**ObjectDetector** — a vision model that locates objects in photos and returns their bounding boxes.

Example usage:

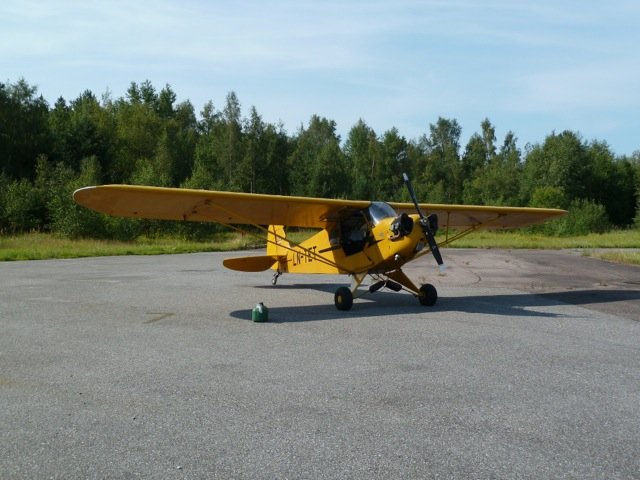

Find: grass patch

[584,251,640,266]
[1,229,638,262]
[0,232,263,261]
[444,229,640,249]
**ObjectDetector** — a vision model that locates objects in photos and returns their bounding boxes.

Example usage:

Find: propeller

[402,173,446,272]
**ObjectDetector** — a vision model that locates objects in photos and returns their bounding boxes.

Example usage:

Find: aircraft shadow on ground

[231,284,640,323]
[539,289,640,308]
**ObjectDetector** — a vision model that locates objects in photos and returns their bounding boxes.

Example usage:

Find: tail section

[223,225,289,274]
[267,225,290,257]
[227,226,343,276]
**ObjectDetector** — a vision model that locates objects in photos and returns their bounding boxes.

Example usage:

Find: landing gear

[333,280,436,310]
[334,286,354,311]
[271,271,281,286]
[418,283,438,306]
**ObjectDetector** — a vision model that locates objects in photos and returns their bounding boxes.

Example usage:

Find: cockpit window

[368,202,397,225]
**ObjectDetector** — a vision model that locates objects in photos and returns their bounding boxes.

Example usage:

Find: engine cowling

[390,213,414,239]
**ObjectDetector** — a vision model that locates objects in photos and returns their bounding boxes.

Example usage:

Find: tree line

[1,78,639,239]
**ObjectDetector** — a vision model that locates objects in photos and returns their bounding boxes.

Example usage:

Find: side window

[340,211,369,256]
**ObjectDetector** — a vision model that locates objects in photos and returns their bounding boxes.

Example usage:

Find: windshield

[368,202,397,225]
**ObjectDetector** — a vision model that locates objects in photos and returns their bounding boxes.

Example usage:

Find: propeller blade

[402,173,425,219]
[403,173,446,272]
[421,218,446,271]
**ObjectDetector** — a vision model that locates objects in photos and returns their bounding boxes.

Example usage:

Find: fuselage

[276,203,427,275]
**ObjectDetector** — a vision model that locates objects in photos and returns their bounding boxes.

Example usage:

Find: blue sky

[2,0,639,156]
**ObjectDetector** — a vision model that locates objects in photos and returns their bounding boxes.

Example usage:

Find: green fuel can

[251,302,269,322]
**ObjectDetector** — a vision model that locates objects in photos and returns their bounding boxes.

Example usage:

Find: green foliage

[44,157,140,240]
[633,154,640,229]
[585,141,636,226]
[530,186,568,209]
[463,130,522,206]
[0,79,52,180]
[288,115,348,198]
[45,158,106,238]
[237,106,262,193]
[0,177,45,232]
[345,119,380,199]
[418,117,463,203]
[527,199,610,236]
[553,199,610,236]
[0,78,638,240]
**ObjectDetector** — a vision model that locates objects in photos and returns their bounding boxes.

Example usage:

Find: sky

[2,0,639,156]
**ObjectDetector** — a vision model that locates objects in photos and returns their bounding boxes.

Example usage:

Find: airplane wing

[74,185,565,231]
[73,185,369,228]
[391,202,566,229]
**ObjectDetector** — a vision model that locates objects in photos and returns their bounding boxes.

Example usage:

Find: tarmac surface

[1,249,639,479]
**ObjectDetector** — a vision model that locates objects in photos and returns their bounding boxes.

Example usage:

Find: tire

[418,283,438,306]
[334,286,354,311]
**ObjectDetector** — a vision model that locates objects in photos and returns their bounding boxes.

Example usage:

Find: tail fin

[224,226,289,274]
[267,225,290,257]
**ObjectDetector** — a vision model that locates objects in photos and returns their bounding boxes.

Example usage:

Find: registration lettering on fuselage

[292,246,318,266]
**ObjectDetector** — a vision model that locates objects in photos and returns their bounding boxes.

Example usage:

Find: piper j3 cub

[73,174,566,311]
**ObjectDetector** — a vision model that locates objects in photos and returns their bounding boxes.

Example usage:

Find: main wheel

[418,283,438,306]
[334,286,354,311]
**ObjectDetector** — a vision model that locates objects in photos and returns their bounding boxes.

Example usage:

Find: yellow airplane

[73,174,566,311]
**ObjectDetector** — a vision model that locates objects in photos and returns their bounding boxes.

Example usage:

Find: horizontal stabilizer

[223,255,282,272]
